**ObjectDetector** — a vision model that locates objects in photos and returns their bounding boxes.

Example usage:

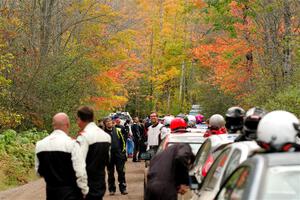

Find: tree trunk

[282,0,292,82]
[40,0,55,59]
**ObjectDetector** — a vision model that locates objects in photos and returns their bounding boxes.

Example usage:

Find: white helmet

[257,110,300,149]
[187,115,196,122]
[187,115,196,127]
[209,114,226,129]
[163,116,174,127]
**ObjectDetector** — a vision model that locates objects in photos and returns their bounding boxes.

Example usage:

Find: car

[142,132,205,200]
[189,105,202,116]
[190,135,233,185]
[157,132,205,155]
[214,152,300,200]
[108,111,132,125]
[195,123,208,131]
[189,110,200,116]
[187,126,208,134]
[190,141,261,200]
[192,105,201,109]
[157,132,205,200]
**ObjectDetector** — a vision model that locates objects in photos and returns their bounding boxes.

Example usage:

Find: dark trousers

[133,139,141,161]
[85,194,103,200]
[149,145,159,154]
[107,152,126,192]
[46,185,83,200]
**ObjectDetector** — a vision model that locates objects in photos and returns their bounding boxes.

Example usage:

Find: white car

[190,135,233,185]
[109,111,132,125]
[215,152,300,200]
[191,141,261,200]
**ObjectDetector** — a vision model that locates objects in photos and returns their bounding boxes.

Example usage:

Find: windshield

[261,166,300,200]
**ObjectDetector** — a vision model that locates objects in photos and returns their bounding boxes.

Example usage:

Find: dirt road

[0,160,144,200]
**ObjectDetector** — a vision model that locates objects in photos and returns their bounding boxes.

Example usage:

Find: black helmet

[225,106,245,133]
[243,107,267,140]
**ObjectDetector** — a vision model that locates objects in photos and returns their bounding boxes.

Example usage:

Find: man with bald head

[35,113,89,200]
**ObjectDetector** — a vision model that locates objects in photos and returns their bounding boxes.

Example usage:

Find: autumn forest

[0,0,299,130]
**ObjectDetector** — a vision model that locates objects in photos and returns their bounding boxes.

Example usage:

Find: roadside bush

[0,129,48,188]
[264,86,300,117]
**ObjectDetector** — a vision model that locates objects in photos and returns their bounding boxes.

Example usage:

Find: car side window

[203,148,231,190]
[195,140,211,166]
[216,167,250,200]
[222,149,242,185]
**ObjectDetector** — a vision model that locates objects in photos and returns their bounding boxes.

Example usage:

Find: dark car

[215,152,300,200]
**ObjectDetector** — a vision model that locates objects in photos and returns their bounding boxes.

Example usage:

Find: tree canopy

[0,0,299,130]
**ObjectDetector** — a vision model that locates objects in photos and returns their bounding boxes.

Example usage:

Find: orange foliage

[193,37,253,94]
[193,0,258,97]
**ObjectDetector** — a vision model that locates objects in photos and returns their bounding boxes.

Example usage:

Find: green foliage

[204,0,239,37]
[0,129,47,188]
[0,43,22,129]
[196,82,237,118]
[264,86,300,116]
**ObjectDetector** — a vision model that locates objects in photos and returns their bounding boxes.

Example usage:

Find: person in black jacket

[114,117,129,140]
[76,106,111,200]
[103,117,128,195]
[35,113,89,200]
[145,143,195,200]
[131,117,144,162]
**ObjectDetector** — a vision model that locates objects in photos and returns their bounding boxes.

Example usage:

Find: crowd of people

[34,106,168,200]
[34,105,300,200]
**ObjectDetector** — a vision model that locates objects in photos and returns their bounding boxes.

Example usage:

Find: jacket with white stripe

[35,129,89,199]
[77,122,111,198]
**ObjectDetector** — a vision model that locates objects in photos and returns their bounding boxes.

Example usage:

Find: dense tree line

[0,0,299,131]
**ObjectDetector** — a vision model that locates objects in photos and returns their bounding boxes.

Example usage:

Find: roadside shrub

[0,129,48,188]
[264,86,300,116]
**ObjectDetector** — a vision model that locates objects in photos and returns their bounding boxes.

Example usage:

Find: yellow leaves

[91,96,128,111]
[0,108,23,129]
[148,66,180,91]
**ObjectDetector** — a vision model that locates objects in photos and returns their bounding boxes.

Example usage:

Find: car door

[192,140,212,183]
[200,148,231,193]
[215,166,251,200]
[221,149,242,185]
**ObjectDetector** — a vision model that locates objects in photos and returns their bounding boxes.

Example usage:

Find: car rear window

[167,142,202,155]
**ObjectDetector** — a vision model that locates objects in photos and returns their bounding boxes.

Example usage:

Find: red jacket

[204,127,227,137]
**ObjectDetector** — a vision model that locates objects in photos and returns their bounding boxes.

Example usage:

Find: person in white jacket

[35,113,89,200]
[76,106,111,200]
[147,112,167,152]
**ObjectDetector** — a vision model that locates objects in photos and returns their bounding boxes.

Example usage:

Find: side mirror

[189,174,201,190]
[140,152,152,160]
